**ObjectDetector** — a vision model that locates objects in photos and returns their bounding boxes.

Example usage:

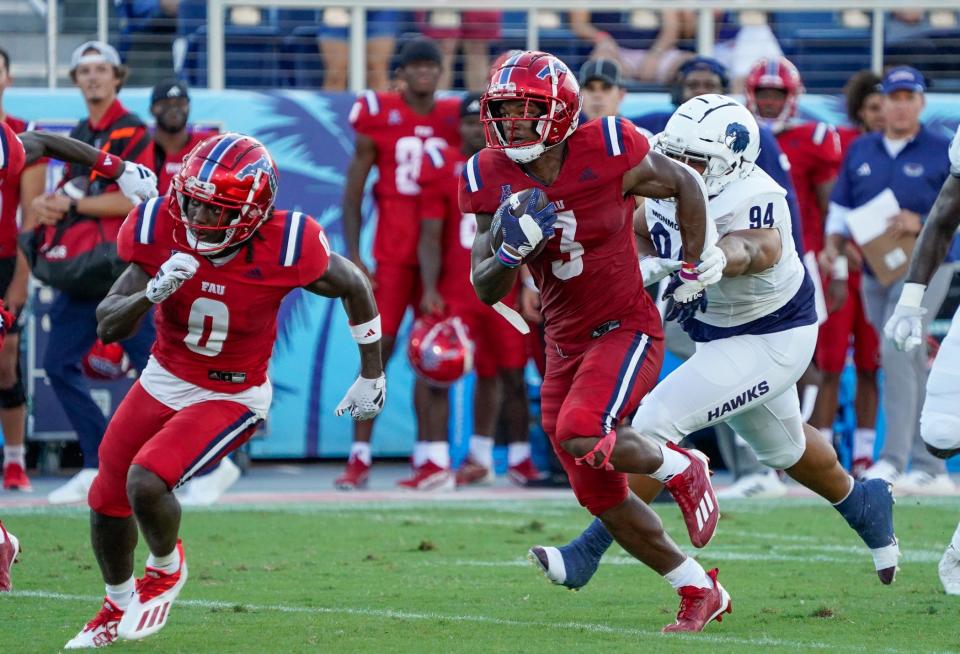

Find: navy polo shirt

[632,110,806,256]
[830,124,954,265]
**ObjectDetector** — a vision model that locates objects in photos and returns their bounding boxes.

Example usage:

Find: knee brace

[921,412,960,460]
[0,378,25,409]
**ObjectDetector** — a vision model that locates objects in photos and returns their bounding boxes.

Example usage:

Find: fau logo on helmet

[724,123,750,154]
[237,155,279,197]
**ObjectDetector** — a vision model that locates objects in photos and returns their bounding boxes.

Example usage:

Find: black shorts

[0,256,21,335]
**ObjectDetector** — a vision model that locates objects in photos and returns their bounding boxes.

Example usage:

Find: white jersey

[645,166,817,342]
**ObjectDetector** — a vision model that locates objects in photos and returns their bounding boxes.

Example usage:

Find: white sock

[649,442,690,483]
[951,522,960,551]
[853,428,876,461]
[508,442,530,467]
[412,441,428,468]
[425,441,450,469]
[800,386,818,423]
[469,435,494,469]
[3,445,24,468]
[106,577,136,609]
[147,547,181,575]
[664,557,713,590]
[349,442,372,466]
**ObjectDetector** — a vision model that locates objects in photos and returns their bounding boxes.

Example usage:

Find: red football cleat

[334,456,370,491]
[662,568,732,633]
[508,458,544,486]
[397,461,454,491]
[64,598,124,648]
[0,521,20,592]
[117,540,188,641]
[3,462,32,492]
[663,443,719,548]
[455,458,494,486]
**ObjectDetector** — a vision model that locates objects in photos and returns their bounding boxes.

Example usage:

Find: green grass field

[2,497,959,653]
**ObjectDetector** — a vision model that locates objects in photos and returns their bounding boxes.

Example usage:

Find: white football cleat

[48,469,98,505]
[64,598,124,648]
[860,459,900,485]
[939,544,960,595]
[177,458,241,506]
[0,521,20,592]
[117,540,188,641]
[716,470,787,500]
[893,471,955,497]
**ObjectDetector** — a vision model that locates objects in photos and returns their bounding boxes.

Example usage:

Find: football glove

[639,255,682,286]
[663,273,708,325]
[495,189,557,266]
[116,162,159,204]
[884,303,926,352]
[693,244,727,286]
[145,252,200,304]
[335,374,386,420]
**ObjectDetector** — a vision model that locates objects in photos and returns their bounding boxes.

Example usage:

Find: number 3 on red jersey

[550,210,584,280]
[185,298,229,356]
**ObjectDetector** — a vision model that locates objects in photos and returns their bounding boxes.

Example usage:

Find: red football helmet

[407,315,474,386]
[82,340,130,380]
[481,50,582,163]
[170,132,279,255]
[744,57,805,131]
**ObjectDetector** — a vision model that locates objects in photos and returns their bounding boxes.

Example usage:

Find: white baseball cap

[70,41,121,72]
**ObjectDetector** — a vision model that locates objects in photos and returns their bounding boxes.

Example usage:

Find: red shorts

[540,328,664,516]
[374,261,421,338]
[417,11,502,41]
[816,269,880,374]
[451,302,526,378]
[88,381,261,518]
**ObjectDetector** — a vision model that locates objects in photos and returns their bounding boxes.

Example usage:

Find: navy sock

[567,518,614,558]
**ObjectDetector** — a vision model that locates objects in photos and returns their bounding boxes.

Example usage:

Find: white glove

[695,244,727,286]
[335,374,386,420]
[116,162,159,204]
[884,303,926,352]
[145,252,200,304]
[639,255,681,286]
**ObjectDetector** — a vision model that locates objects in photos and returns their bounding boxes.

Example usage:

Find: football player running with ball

[532,96,900,598]
[65,133,385,648]
[884,127,960,595]
[463,51,731,633]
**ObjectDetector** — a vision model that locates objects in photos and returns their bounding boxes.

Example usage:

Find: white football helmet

[655,94,761,196]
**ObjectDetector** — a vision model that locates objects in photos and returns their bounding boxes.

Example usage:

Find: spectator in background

[417,95,541,487]
[822,66,955,495]
[318,9,404,91]
[811,70,884,477]
[116,0,180,86]
[578,58,626,120]
[570,10,694,84]
[417,11,502,91]
[146,79,217,195]
[30,41,157,504]
[0,48,44,492]
[712,11,783,92]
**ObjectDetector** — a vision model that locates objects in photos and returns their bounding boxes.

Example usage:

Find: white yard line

[3,589,941,654]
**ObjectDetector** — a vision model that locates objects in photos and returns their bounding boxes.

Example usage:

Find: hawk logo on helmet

[724,122,750,154]
[236,155,278,197]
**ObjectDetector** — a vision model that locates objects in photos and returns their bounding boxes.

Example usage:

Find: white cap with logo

[70,41,121,72]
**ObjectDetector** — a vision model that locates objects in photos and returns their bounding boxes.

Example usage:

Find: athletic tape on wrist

[350,315,382,344]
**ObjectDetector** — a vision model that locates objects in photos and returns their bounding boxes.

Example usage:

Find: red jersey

[348,91,461,264]
[150,128,220,194]
[776,121,842,253]
[459,117,663,350]
[0,117,28,258]
[118,196,330,392]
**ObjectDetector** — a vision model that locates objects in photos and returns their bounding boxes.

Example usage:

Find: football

[489,188,553,262]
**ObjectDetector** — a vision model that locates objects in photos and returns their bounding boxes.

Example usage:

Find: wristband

[831,255,848,281]
[349,315,382,344]
[93,150,124,179]
[497,244,522,268]
[678,261,699,282]
[899,282,926,309]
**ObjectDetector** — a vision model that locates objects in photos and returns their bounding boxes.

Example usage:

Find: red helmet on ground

[481,50,582,164]
[407,316,474,386]
[744,57,805,130]
[170,132,279,255]
[82,340,130,380]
